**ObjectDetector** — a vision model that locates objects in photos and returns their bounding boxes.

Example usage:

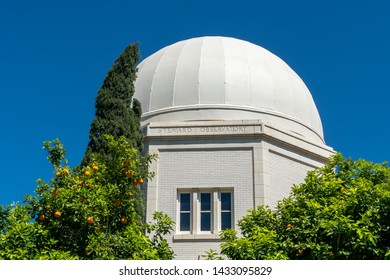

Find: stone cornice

[143,120,334,157]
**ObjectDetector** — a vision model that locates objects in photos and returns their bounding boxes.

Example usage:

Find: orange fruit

[53,190,59,196]
[55,171,61,178]
[38,214,45,221]
[120,217,127,224]
[114,200,121,206]
[126,171,133,178]
[133,179,138,185]
[287,223,292,229]
[86,217,94,224]
[89,163,95,168]
[84,170,91,177]
[63,168,69,175]
[54,211,61,219]
[92,165,99,171]
[138,178,144,184]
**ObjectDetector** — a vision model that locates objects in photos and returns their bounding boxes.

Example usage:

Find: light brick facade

[143,120,333,259]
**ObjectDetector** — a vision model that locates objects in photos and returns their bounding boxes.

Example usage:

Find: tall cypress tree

[81,43,145,218]
[82,43,143,166]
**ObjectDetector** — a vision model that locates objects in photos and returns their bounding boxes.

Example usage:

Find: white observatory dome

[134,36,325,144]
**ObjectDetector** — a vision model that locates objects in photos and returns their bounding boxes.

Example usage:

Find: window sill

[173,233,221,241]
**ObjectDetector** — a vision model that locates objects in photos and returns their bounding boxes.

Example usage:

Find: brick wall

[158,148,253,259]
[268,151,314,208]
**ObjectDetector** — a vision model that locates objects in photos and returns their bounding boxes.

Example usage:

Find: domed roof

[134,36,325,144]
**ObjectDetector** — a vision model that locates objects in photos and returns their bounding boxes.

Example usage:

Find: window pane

[221,212,232,230]
[180,193,191,211]
[200,193,211,231]
[200,193,211,211]
[221,193,231,211]
[180,193,191,231]
[180,213,190,231]
[201,212,211,231]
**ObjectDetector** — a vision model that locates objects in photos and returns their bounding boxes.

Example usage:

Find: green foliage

[82,43,143,166]
[0,136,174,260]
[204,249,224,260]
[220,153,390,260]
[43,139,67,169]
[146,212,175,260]
[0,203,76,260]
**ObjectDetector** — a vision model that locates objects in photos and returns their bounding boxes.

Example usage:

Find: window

[200,193,211,231]
[177,189,233,234]
[179,193,191,232]
[220,192,232,230]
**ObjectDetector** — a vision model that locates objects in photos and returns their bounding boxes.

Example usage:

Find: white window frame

[176,188,233,236]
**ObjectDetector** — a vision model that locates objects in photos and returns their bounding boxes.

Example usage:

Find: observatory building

[134,36,334,259]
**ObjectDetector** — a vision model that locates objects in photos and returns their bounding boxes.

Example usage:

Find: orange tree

[0,135,174,260]
[219,153,390,260]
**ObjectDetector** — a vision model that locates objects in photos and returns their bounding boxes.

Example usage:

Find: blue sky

[1,0,389,206]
